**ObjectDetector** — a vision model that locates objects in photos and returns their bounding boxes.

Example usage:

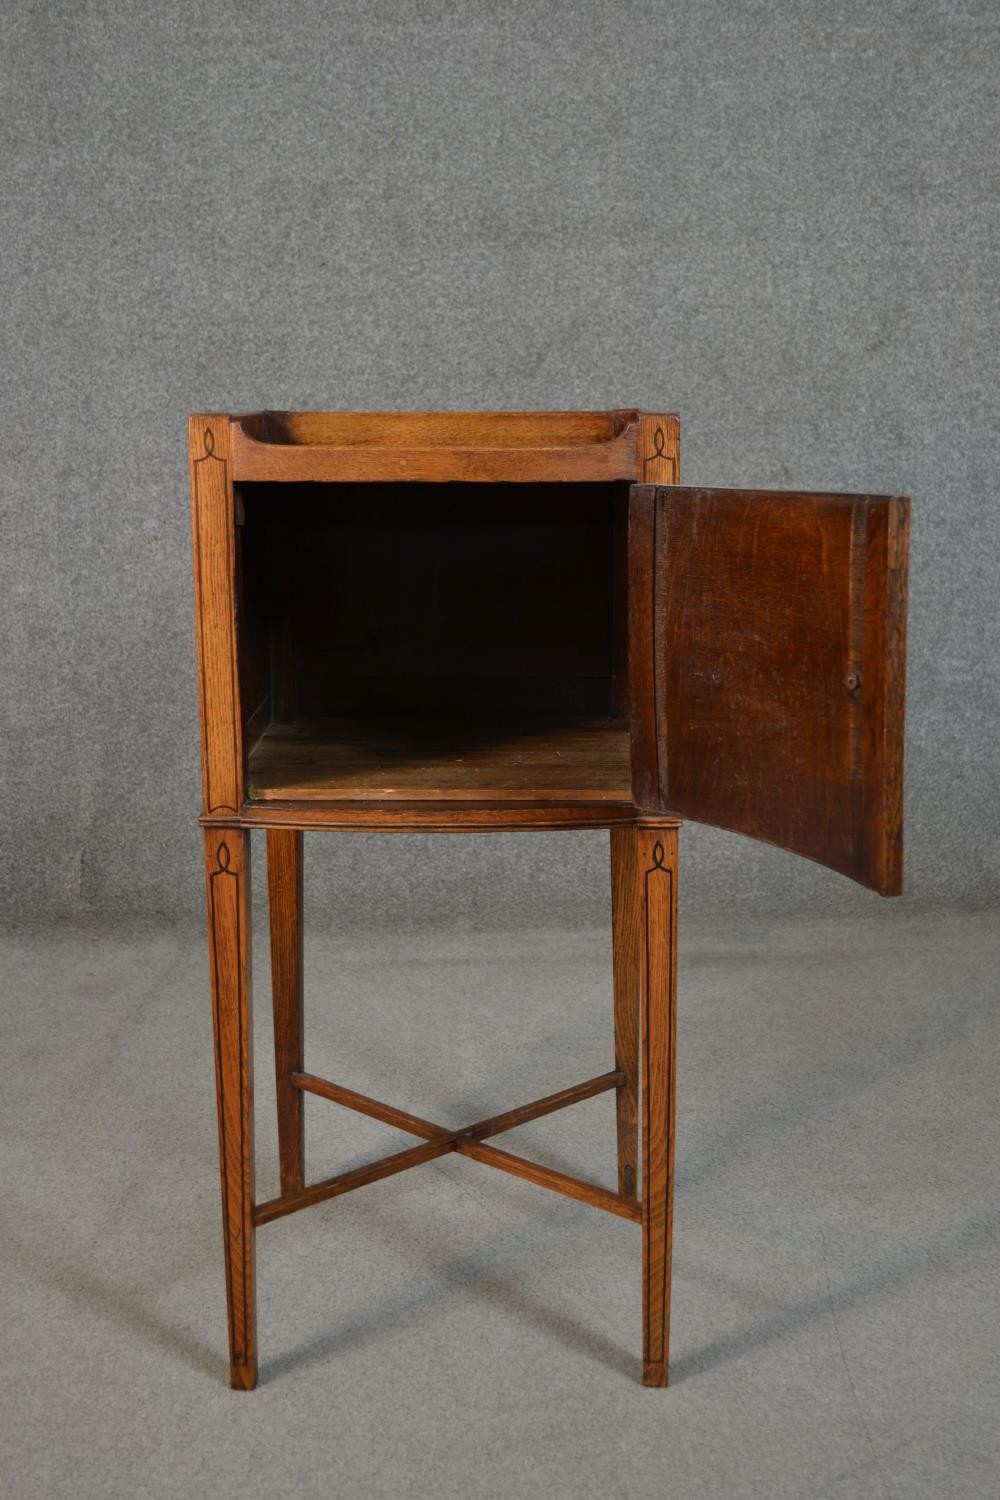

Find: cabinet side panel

[627,416,678,809]
[627,486,660,810]
[190,416,244,815]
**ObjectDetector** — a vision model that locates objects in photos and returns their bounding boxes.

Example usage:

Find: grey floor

[2,902,998,1500]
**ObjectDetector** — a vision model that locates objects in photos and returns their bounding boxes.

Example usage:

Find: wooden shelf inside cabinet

[187,408,909,1395]
[246,716,632,803]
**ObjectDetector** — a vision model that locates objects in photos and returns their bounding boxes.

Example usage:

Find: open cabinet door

[643,485,909,894]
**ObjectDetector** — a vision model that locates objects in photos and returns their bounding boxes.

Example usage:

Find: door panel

[646,486,909,894]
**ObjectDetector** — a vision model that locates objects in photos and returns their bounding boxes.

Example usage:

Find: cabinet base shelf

[247,717,632,803]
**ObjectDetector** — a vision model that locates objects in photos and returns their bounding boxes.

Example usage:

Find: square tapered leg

[611,827,640,1202]
[204,827,257,1391]
[636,824,678,1387]
[267,828,305,1196]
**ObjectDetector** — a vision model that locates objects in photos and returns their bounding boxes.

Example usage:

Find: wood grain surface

[203,827,256,1389]
[231,409,678,484]
[649,485,909,894]
[248,717,631,802]
[637,824,678,1387]
[256,1070,632,1227]
[266,829,304,1196]
[625,483,659,810]
[203,801,656,833]
[611,826,640,1201]
[189,416,243,815]
[454,1139,642,1223]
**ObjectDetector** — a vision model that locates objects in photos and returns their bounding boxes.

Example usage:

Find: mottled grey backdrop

[3,0,998,928]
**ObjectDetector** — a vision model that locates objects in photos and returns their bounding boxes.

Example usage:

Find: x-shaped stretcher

[254,1068,640,1226]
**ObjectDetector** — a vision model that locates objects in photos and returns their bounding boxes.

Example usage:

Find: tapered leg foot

[204,827,257,1391]
[267,828,305,1196]
[637,825,678,1388]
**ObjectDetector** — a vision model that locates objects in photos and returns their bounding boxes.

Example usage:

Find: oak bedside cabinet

[188,409,909,1390]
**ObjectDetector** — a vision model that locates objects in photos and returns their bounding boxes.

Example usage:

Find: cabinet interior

[237,481,631,801]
